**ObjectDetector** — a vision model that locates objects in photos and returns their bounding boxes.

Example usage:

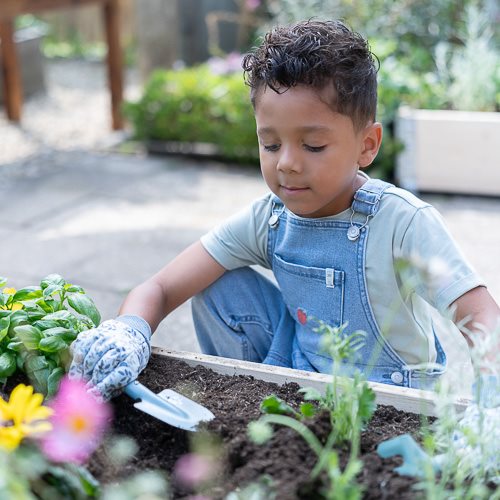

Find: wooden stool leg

[0,19,23,122]
[103,0,124,130]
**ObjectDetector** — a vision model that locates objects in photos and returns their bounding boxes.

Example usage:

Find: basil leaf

[42,327,77,342]
[6,340,23,352]
[68,294,101,327]
[41,274,66,289]
[43,310,73,321]
[14,325,43,350]
[47,367,65,398]
[0,316,10,342]
[0,351,17,377]
[39,336,68,353]
[13,286,43,302]
[43,284,63,298]
[32,319,60,330]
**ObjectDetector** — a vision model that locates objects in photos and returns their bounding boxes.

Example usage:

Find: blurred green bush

[123,65,259,164]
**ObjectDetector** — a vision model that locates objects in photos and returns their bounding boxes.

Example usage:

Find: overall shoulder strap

[351,179,394,217]
[268,194,286,228]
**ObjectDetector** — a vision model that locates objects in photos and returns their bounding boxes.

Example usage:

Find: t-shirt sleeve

[398,205,485,313]
[200,194,273,270]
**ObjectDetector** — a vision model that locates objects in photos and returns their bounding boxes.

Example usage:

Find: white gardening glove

[445,402,500,484]
[69,315,151,401]
[444,374,500,483]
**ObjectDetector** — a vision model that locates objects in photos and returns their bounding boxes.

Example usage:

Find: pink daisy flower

[41,377,111,464]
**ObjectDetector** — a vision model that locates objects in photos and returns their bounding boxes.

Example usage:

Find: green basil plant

[0,274,100,397]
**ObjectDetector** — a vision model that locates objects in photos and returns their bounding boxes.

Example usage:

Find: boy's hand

[69,316,151,401]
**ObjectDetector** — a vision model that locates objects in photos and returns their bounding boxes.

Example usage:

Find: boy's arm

[70,241,226,399]
[451,286,500,348]
[452,286,500,408]
[451,286,500,375]
[119,240,226,332]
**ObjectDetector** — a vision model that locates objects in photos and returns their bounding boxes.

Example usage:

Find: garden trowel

[124,380,215,431]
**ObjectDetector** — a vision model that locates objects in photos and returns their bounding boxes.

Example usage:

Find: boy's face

[254,85,381,218]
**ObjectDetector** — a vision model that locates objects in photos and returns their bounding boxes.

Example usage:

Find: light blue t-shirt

[201,187,484,365]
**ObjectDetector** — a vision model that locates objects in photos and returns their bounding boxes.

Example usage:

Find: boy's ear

[358,122,383,169]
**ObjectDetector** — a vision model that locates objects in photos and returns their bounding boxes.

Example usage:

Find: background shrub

[124,65,259,165]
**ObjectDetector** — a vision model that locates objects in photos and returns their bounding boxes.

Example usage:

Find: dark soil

[88,354,425,499]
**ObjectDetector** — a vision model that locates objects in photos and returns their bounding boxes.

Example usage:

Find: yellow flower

[0,384,53,452]
[0,425,24,451]
[0,287,23,311]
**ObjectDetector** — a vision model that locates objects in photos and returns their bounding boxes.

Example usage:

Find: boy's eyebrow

[257,125,332,134]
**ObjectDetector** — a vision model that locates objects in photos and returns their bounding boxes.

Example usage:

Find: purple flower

[174,452,216,488]
[246,0,261,11]
[207,52,244,75]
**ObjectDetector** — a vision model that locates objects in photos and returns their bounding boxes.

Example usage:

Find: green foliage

[259,393,315,420]
[301,372,376,448]
[433,4,499,111]
[248,321,375,498]
[225,475,276,500]
[124,65,259,164]
[307,321,376,448]
[0,274,100,396]
[100,470,169,500]
[42,34,106,61]
[0,442,99,500]
[0,433,169,500]
[323,451,363,500]
[415,324,500,497]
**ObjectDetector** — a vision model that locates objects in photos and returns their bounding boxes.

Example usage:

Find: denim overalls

[192,179,447,388]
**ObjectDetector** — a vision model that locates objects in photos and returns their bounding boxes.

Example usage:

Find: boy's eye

[262,144,280,152]
[304,144,326,153]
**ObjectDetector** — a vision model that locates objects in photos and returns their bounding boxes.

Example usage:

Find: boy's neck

[354,171,369,192]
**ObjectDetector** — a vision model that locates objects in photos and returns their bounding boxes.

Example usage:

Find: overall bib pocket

[273,254,345,330]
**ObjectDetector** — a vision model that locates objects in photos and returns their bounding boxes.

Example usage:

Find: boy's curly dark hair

[242,19,379,130]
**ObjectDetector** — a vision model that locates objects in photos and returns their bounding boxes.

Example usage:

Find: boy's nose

[277,147,301,173]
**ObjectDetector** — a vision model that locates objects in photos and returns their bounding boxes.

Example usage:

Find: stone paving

[1,59,499,394]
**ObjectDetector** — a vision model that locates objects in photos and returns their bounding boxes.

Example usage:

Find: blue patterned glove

[69,315,151,401]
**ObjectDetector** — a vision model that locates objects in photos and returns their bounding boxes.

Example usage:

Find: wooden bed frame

[153,347,470,417]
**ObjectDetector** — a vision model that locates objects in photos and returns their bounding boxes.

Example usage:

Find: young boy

[70,19,499,402]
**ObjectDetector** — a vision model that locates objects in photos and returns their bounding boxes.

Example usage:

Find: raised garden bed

[87,349,470,499]
[2,277,492,498]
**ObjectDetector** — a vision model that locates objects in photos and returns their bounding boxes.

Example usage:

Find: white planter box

[395,107,500,196]
[153,347,469,417]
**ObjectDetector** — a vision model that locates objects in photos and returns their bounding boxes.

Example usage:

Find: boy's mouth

[281,185,309,195]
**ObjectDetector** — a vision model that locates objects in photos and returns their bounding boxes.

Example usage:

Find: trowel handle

[124,380,189,418]
[125,380,155,401]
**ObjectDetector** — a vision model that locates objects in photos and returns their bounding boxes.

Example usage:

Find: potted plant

[394,5,500,196]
